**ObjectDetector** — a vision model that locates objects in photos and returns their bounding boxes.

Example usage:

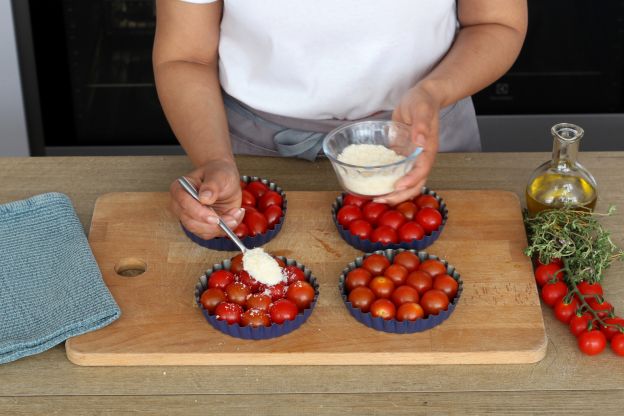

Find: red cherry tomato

[283,265,306,285]
[214,302,243,324]
[337,205,363,228]
[578,329,607,356]
[383,264,408,286]
[396,302,425,321]
[553,297,579,324]
[269,299,299,324]
[569,313,593,337]
[587,298,614,319]
[370,299,396,320]
[263,204,283,228]
[395,201,419,221]
[418,259,447,277]
[265,282,287,301]
[541,281,568,307]
[230,253,244,274]
[576,281,604,302]
[611,333,624,356]
[200,288,226,313]
[242,204,258,214]
[392,251,420,272]
[343,194,369,208]
[236,270,260,292]
[244,210,269,236]
[345,268,373,291]
[233,223,249,239]
[535,257,563,268]
[348,219,373,240]
[362,202,389,225]
[534,263,564,287]
[208,270,236,290]
[241,189,256,207]
[246,181,269,199]
[286,281,316,310]
[420,289,449,316]
[246,293,272,312]
[347,286,376,313]
[240,179,247,190]
[398,222,425,242]
[370,225,398,244]
[377,210,407,230]
[362,254,391,275]
[415,207,443,233]
[225,282,251,306]
[272,256,286,268]
[415,194,440,210]
[433,274,459,300]
[599,317,624,341]
[368,276,395,299]
[258,190,283,211]
[391,285,420,307]
[405,270,433,296]
[240,309,271,327]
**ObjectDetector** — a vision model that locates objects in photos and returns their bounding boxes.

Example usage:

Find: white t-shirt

[180,0,458,120]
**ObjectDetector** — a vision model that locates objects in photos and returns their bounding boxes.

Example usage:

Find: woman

[153,0,527,239]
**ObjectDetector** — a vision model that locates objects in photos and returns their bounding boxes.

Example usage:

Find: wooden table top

[1,153,623,415]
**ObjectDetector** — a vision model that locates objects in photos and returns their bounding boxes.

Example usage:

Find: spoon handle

[177,177,247,253]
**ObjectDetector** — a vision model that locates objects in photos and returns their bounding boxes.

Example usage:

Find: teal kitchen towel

[0,193,120,364]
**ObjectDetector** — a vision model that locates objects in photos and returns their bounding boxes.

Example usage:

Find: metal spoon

[177,176,248,253]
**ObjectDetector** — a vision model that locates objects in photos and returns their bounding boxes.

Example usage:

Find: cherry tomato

[265,282,287,301]
[225,282,251,306]
[534,263,564,287]
[578,329,607,356]
[415,194,440,210]
[362,202,389,225]
[230,253,244,274]
[348,219,373,240]
[200,288,226,313]
[214,302,243,324]
[287,281,316,310]
[343,194,369,208]
[345,268,372,291]
[569,312,593,337]
[405,270,433,296]
[246,293,272,312]
[398,222,425,242]
[415,207,443,234]
[392,251,420,272]
[377,210,406,230]
[273,256,286,268]
[541,281,568,307]
[611,333,624,356]
[241,189,256,207]
[368,276,395,299]
[370,225,398,244]
[362,254,391,275]
[242,204,258,214]
[208,270,236,290]
[240,309,271,327]
[587,298,614,319]
[576,281,604,302]
[384,264,408,286]
[433,274,459,300]
[283,265,306,285]
[244,210,268,236]
[553,297,579,324]
[240,179,247,189]
[395,201,419,221]
[599,317,624,341]
[258,190,283,211]
[246,180,269,199]
[233,223,249,239]
[391,285,420,307]
[348,286,376,313]
[263,205,283,228]
[337,205,363,228]
[269,299,299,324]
[236,270,260,292]
[370,299,396,320]
[535,257,563,268]
[396,302,425,321]
[418,259,446,277]
[420,289,449,316]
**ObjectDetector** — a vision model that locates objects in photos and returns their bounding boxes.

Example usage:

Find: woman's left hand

[375,83,441,206]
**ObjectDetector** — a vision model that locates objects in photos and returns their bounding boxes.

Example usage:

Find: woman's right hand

[170,159,244,240]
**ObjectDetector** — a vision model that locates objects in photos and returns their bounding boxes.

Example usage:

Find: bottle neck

[551,123,583,170]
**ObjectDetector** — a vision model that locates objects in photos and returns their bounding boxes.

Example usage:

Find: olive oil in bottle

[525,123,598,216]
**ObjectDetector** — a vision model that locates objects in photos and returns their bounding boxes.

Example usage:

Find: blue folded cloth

[0,193,120,364]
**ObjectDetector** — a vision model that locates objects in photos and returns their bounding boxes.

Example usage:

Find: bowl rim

[322,120,423,169]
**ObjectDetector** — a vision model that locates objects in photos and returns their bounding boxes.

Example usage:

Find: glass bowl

[322,120,422,197]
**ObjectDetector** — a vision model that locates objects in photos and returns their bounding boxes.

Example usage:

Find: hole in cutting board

[114,258,147,277]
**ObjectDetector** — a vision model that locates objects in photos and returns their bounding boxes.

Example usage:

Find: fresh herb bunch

[524,206,624,284]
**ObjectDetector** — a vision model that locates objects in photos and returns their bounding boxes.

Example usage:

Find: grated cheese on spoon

[242,248,283,286]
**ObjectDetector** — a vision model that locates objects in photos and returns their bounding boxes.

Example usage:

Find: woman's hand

[170,159,244,240]
[375,83,441,205]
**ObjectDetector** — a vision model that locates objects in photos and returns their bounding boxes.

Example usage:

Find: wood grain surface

[66,190,546,366]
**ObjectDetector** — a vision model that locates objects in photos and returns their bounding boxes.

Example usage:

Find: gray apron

[224,94,481,160]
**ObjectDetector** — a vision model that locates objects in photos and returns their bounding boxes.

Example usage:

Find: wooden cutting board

[66,191,547,366]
